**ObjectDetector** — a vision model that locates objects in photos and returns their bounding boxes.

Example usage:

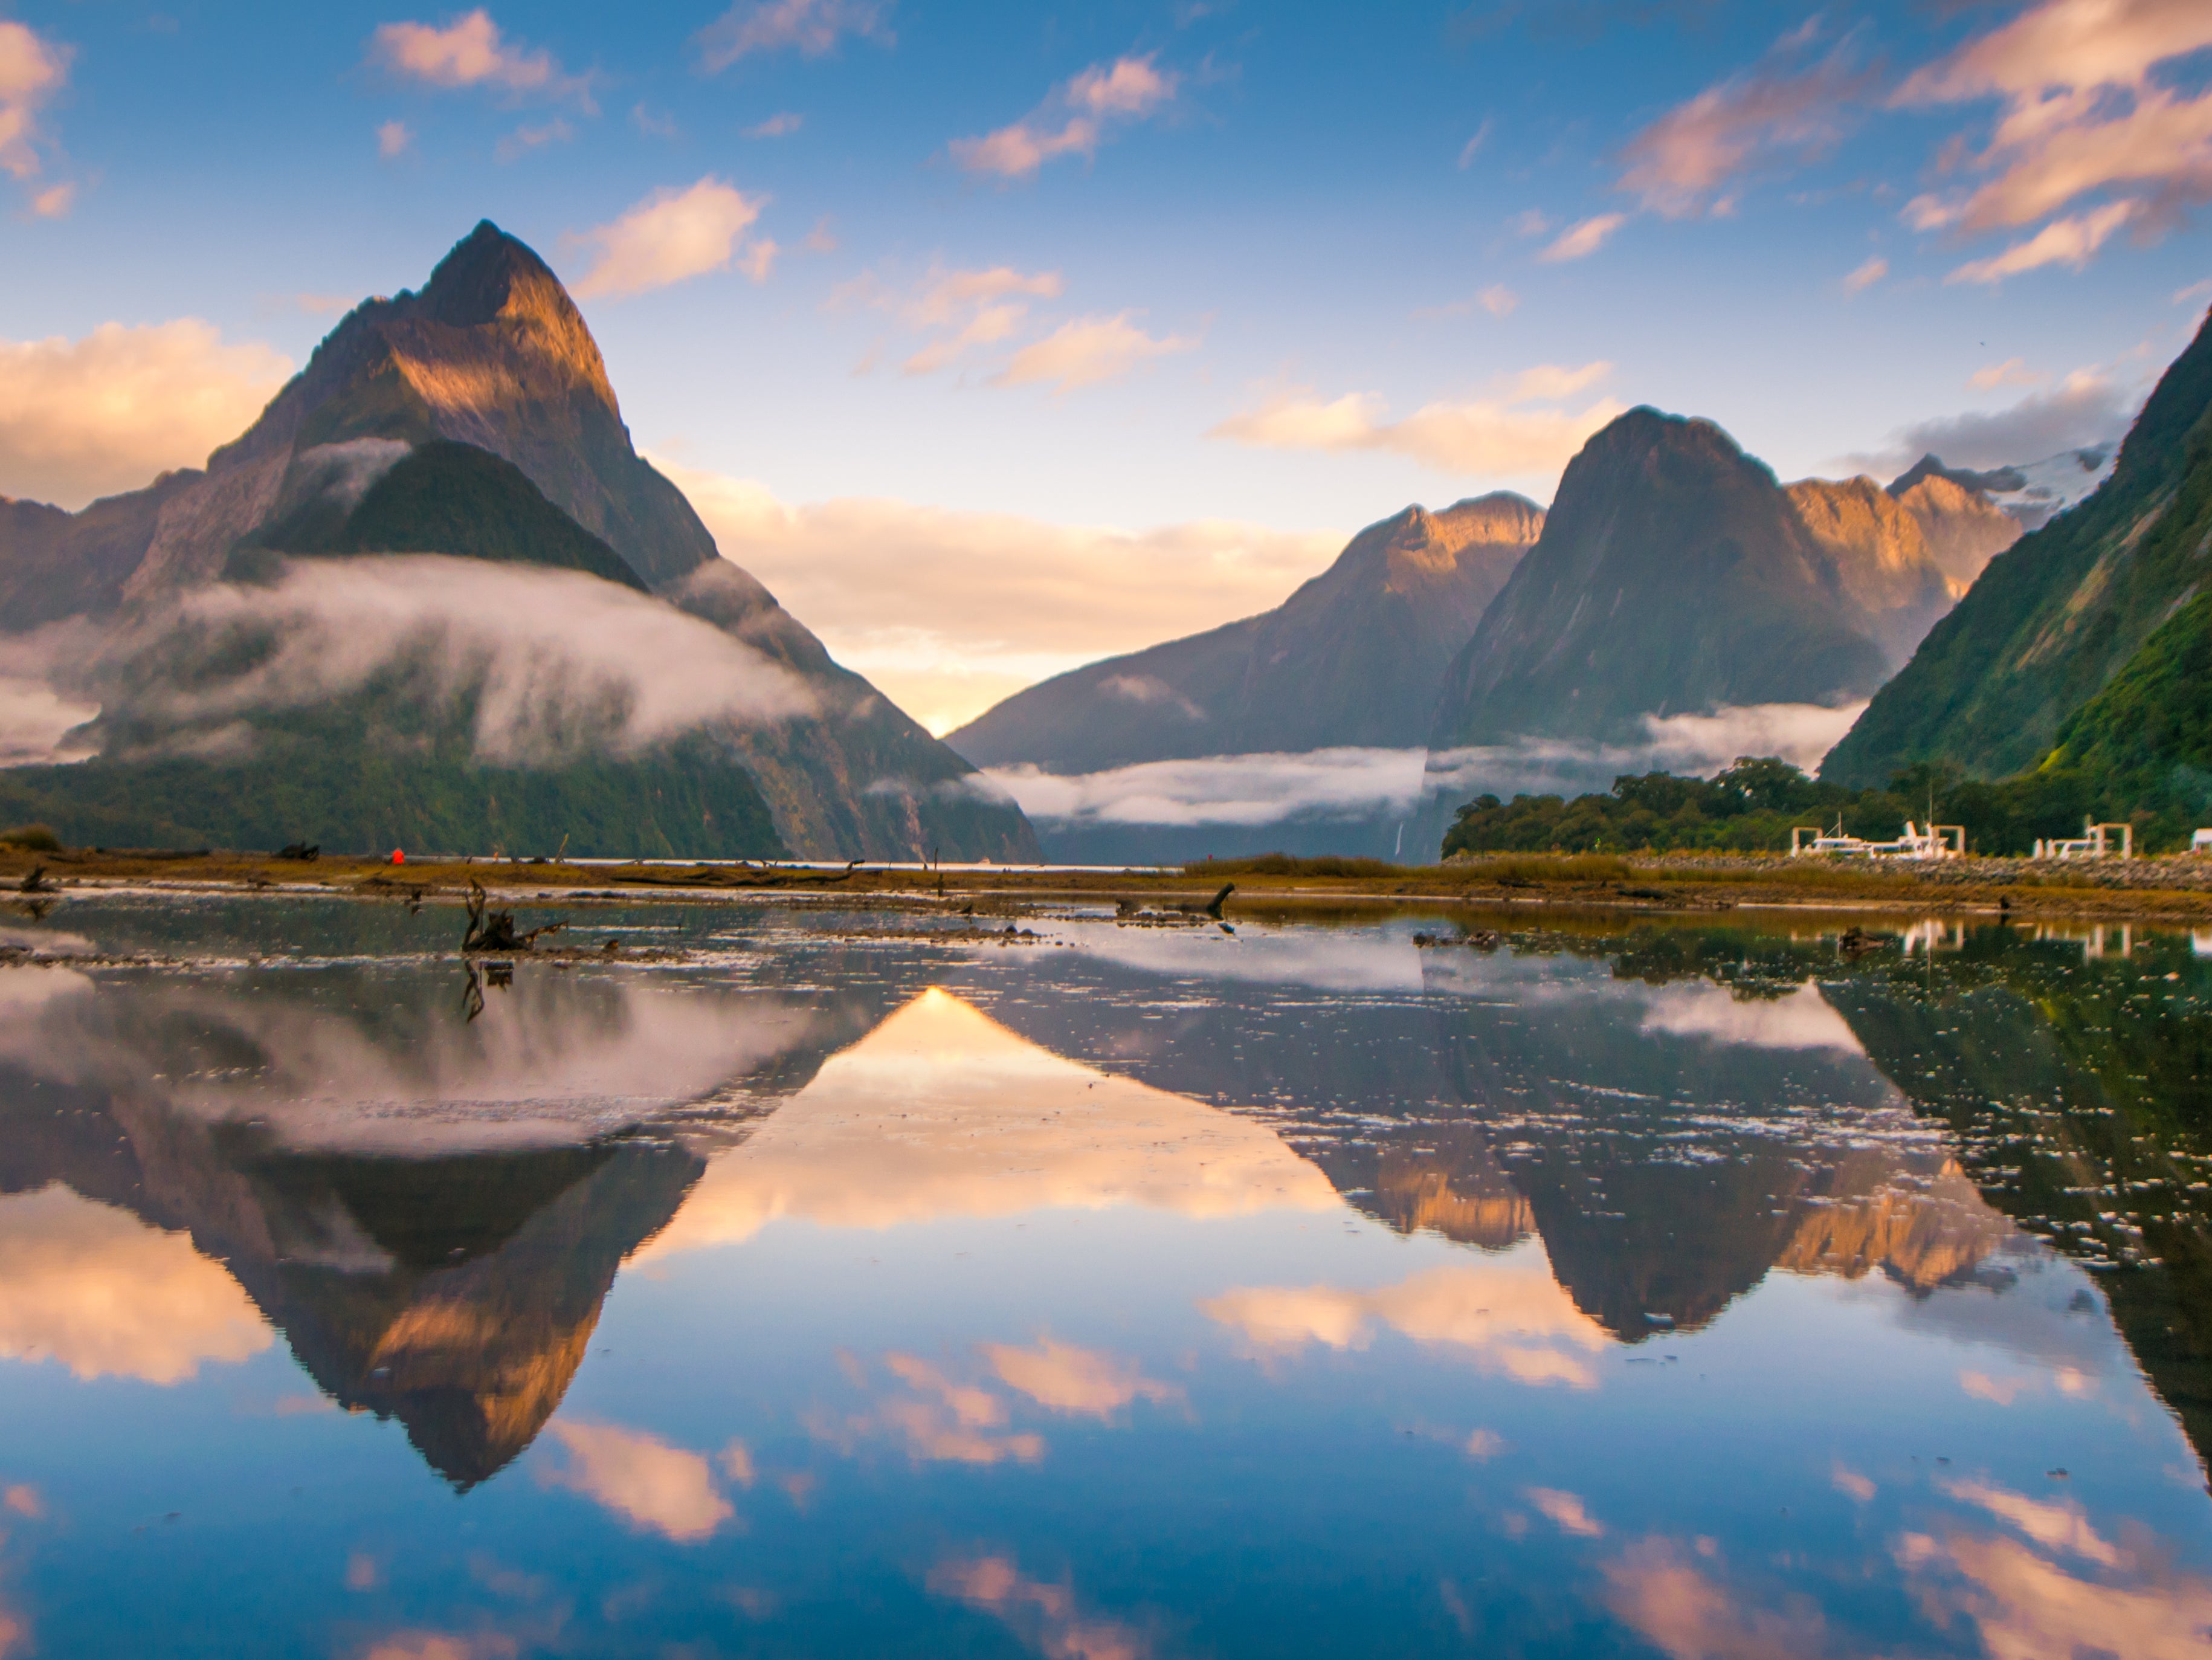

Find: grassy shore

[4,843,2211,923]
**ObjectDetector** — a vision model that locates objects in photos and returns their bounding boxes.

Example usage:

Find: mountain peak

[412,219,570,330]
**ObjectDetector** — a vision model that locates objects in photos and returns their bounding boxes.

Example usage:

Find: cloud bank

[45,555,811,769]
[982,703,1865,830]
[0,320,294,511]
[1846,371,2133,474]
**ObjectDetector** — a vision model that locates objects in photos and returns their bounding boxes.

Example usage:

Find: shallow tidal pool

[1,894,2209,1658]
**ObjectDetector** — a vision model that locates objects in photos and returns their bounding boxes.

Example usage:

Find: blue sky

[4,1,2210,727]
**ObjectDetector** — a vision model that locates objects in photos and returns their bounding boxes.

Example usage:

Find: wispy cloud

[834,262,1066,375]
[0,19,73,197]
[376,118,414,158]
[992,313,1199,394]
[1969,357,2046,390]
[950,54,1178,179]
[1842,255,1888,294]
[1210,363,1621,478]
[696,0,892,71]
[1892,0,2212,270]
[0,320,292,509]
[929,1557,1154,1660]
[29,181,73,219]
[1538,213,1626,262]
[494,117,573,162]
[1945,199,2141,283]
[569,177,771,299]
[1617,36,1872,218]
[368,10,594,109]
[746,111,803,138]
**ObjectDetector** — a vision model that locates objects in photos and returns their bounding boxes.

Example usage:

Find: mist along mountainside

[949,495,1544,773]
[1425,407,2018,753]
[0,221,1036,862]
[1823,303,2212,808]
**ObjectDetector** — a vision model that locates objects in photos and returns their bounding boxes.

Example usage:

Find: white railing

[2031,820,2133,860]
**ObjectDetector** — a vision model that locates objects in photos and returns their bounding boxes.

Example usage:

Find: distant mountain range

[1428,408,2018,751]
[1823,304,2212,810]
[0,222,1036,861]
[952,493,1543,772]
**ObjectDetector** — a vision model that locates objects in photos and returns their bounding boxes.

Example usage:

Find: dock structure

[1790,821,1964,859]
[2032,821,2134,861]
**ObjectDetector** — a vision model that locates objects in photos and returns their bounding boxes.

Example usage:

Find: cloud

[834,262,1067,376]
[1202,1250,1611,1388]
[0,319,292,511]
[1527,1488,1605,1537]
[657,459,1340,734]
[811,1351,1045,1467]
[494,118,573,162]
[0,19,70,189]
[1538,213,1627,261]
[1211,367,1623,478]
[368,10,592,109]
[1833,1463,1876,1503]
[1970,357,2045,390]
[1637,982,1867,1054]
[1618,42,1871,217]
[991,313,1199,394]
[746,111,803,138]
[980,1339,1179,1419]
[569,178,770,299]
[29,181,71,219]
[950,54,1178,178]
[1509,208,1553,237]
[695,0,892,71]
[989,748,1432,828]
[1896,1518,2212,1660]
[1602,1537,1833,1660]
[1459,120,1494,168]
[1892,0,2212,260]
[0,1181,272,1384]
[633,989,1340,1260]
[1843,256,1888,294]
[985,702,1868,830]
[377,119,414,158]
[1846,370,2132,474]
[360,1634,518,1660]
[929,1557,1153,1660]
[1946,199,2141,282]
[67,554,812,768]
[540,1422,732,1541]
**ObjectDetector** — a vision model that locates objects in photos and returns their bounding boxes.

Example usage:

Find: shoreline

[7,847,2212,925]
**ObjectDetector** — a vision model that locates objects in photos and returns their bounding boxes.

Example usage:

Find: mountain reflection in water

[0,897,2205,1658]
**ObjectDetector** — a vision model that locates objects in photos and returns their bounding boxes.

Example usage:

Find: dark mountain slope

[1823,306,2212,787]
[239,439,648,590]
[952,494,1541,772]
[1428,410,1896,749]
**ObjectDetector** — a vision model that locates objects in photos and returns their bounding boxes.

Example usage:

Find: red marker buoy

[391,849,405,865]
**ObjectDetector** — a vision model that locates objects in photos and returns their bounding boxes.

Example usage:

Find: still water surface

[1,896,2209,1657]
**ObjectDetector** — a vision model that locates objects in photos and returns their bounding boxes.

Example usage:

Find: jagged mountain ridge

[1822,305,2212,788]
[950,493,1543,773]
[0,222,1034,861]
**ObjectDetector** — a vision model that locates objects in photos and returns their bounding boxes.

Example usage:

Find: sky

[2,0,2210,731]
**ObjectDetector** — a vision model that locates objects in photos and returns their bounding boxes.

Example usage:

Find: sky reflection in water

[0,896,2208,1658]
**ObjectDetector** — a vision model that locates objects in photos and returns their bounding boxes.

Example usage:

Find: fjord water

[2,900,2210,1658]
